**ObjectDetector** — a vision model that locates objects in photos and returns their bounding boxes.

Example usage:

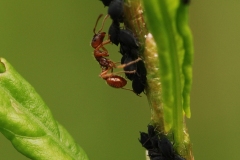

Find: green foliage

[142,0,193,153]
[0,58,88,160]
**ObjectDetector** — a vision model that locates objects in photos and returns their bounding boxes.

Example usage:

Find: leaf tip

[0,58,6,73]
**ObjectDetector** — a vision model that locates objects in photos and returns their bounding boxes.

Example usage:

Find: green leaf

[0,58,88,160]
[142,0,193,151]
[176,1,194,119]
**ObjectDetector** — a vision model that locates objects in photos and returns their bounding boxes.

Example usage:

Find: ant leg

[99,46,111,56]
[121,87,133,91]
[99,68,112,78]
[100,70,136,79]
[95,39,111,51]
[97,14,110,33]
[94,50,109,58]
[117,57,142,68]
[113,61,121,65]
[101,39,111,49]
[113,70,136,75]
[101,46,109,54]
[93,14,103,34]
[121,88,142,97]
[99,64,130,78]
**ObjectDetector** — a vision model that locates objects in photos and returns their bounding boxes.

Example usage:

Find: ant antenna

[97,14,110,34]
[93,14,103,34]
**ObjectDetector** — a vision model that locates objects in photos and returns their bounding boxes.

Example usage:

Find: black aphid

[121,55,137,80]
[138,125,186,160]
[132,74,146,95]
[119,29,139,49]
[132,60,147,95]
[108,0,124,22]
[158,135,175,159]
[139,132,153,150]
[99,0,113,7]
[108,20,120,45]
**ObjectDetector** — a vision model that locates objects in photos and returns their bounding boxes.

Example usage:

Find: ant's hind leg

[117,57,142,69]
[99,68,112,78]
[113,70,136,75]
[121,87,133,92]
[121,88,142,97]
[100,70,136,79]
[101,46,109,55]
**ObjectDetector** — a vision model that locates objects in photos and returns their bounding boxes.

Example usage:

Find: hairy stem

[123,0,194,159]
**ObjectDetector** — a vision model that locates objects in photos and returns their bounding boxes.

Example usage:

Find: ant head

[91,32,106,48]
[91,14,109,48]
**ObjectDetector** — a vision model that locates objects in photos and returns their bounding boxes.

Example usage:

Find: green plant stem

[124,0,194,159]
[155,0,184,148]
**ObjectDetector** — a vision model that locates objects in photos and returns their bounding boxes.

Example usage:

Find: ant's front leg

[101,46,109,55]
[94,50,109,58]
[94,39,111,52]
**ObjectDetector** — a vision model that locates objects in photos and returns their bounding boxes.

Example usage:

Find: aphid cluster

[90,0,147,95]
[139,125,185,160]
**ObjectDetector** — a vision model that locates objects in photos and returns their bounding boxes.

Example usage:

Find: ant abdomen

[105,75,127,88]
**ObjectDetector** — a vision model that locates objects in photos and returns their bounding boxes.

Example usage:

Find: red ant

[91,14,141,93]
[91,14,115,72]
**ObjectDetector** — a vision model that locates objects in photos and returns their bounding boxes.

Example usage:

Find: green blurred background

[0,0,240,159]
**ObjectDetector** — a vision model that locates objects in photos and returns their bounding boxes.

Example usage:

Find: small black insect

[120,54,146,95]
[132,60,147,95]
[121,55,137,80]
[139,132,153,150]
[99,0,113,7]
[118,29,140,60]
[120,44,139,59]
[138,125,156,150]
[158,135,175,159]
[132,74,146,95]
[108,20,120,45]
[119,29,139,49]
[148,149,163,160]
[108,0,124,22]
[138,125,186,160]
